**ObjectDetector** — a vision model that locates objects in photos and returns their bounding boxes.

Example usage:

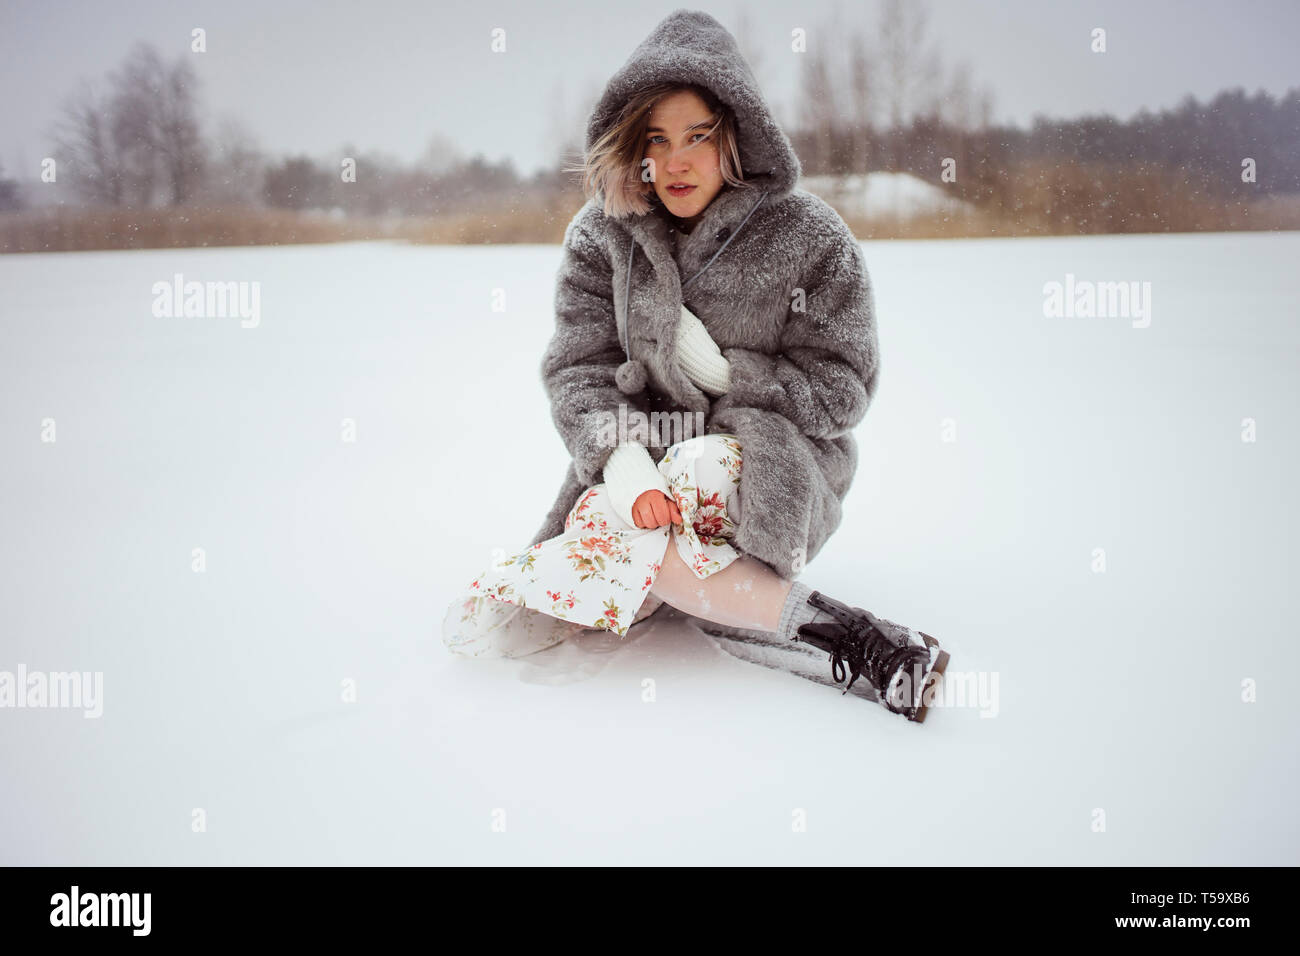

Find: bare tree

[106,42,205,207]
[420,131,467,177]
[877,0,943,130]
[975,86,996,130]
[554,73,601,179]
[0,159,22,212]
[940,60,975,131]
[732,6,766,80]
[202,113,265,206]
[796,21,838,174]
[50,77,127,205]
[263,156,332,211]
[541,77,585,175]
[156,52,206,205]
[847,29,876,171]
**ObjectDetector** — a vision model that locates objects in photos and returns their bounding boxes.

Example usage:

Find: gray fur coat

[528,9,879,581]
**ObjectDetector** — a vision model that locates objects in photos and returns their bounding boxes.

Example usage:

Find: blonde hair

[568,82,750,218]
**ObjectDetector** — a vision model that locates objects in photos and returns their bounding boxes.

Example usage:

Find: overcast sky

[2,0,1297,179]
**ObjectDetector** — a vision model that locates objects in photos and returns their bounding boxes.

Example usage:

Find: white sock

[775,581,833,643]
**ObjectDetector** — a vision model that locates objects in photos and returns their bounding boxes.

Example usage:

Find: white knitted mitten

[676,304,731,396]
[602,440,672,529]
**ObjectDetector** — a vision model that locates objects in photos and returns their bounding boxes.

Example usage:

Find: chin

[661,193,701,216]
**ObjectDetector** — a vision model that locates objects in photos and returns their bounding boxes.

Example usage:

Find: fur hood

[585,8,802,199]
[588,8,805,398]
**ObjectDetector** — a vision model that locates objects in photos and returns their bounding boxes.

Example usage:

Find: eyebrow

[646,121,715,134]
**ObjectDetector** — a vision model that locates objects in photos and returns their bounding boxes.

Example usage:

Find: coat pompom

[615,359,648,394]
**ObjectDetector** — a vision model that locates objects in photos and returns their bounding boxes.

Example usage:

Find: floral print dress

[441,433,744,659]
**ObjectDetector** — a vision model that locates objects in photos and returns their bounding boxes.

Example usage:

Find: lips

[667,184,696,197]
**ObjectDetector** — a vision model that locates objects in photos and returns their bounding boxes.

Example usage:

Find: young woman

[441,9,949,721]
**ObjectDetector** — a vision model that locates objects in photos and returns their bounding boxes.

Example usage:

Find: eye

[647,133,711,146]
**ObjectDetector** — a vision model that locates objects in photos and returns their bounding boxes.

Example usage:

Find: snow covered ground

[803,171,975,219]
[1,229,1297,865]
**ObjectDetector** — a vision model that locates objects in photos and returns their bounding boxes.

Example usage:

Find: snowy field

[803,170,975,218]
[1,229,1297,865]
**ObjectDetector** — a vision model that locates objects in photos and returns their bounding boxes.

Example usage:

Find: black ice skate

[794,591,950,722]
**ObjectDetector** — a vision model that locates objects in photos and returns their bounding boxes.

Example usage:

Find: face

[644,89,726,229]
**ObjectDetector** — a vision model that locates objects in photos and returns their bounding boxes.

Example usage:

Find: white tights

[643,535,871,698]
[646,534,794,633]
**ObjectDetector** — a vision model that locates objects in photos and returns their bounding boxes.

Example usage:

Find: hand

[632,490,682,530]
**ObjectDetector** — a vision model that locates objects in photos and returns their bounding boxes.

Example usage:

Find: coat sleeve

[540,209,649,487]
[711,231,878,440]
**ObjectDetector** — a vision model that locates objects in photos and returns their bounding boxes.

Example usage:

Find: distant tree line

[1,3,1294,222]
[784,0,1299,205]
[789,88,1300,204]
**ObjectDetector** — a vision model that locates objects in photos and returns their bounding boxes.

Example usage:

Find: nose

[665,145,692,173]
